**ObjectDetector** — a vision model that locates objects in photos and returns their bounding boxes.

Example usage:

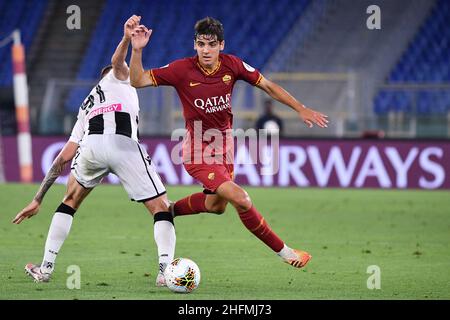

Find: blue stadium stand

[65,0,310,112]
[374,0,450,117]
[0,0,48,87]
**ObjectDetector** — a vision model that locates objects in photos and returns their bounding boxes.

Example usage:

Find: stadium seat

[65,0,311,111]
[0,0,48,87]
[374,0,450,116]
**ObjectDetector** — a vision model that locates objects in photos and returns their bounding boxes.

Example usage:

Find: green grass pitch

[0,183,449,300]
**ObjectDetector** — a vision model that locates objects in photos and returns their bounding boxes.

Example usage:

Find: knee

[63,183,90,210]
[208,202,227,215]
[231,190,252,212]
[62,194,81,210]
[145,197,169,215]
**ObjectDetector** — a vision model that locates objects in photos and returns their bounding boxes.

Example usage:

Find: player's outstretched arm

[130,25,154,88]
[111,15,141,81]
[12,141,78,224]
[257,76,329,128]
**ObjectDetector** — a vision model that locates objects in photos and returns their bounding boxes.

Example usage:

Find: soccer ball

[164,258,201,293]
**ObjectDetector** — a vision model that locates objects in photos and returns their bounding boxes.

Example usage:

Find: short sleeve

[228,55,262,86]
[109,68,131,84]
[150,59,185,87]
[69,110,85,143]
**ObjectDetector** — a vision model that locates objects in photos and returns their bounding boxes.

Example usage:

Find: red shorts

[184,163,234,193]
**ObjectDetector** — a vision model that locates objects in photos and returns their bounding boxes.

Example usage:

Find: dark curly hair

[194,17,224,42]
[100,65,113,79]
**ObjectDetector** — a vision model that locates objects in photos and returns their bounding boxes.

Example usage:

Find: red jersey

[150,53,262,164]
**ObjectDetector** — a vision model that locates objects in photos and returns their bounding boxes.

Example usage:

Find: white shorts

[71,134,166,202]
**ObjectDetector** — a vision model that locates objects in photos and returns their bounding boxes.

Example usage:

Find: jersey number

[81,85,105,114]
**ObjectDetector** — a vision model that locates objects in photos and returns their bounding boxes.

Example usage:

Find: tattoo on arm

[34,156,69,203]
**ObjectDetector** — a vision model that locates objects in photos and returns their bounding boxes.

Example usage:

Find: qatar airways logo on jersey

[194,94,231,114]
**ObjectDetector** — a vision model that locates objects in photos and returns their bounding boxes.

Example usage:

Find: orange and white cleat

[155,272,166,287]
[284,249,312,268]
[24,263,51,282]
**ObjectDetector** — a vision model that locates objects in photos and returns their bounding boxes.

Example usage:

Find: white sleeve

[109,68,130,83]
[69,114,85,143]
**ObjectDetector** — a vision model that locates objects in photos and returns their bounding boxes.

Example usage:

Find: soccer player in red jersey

[130,17,328,269]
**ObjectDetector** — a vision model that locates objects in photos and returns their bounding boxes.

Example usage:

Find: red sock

[174,193,207,216]
[238,206,284,252]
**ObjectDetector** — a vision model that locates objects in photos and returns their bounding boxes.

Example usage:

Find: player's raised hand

[12,199,41,224]
[124,15,141,40]
[131,25,152,50]
[298,106,329,128]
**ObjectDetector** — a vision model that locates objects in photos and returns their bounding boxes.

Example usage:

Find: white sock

[153,220,176,273]
[41,212,73,274]
[277,244,297,260]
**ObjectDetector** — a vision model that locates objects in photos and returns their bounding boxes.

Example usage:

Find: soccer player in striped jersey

[130,17,329,269]
[12,16,174,286]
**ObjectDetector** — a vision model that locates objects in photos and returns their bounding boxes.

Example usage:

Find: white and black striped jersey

[70,70,140,143]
